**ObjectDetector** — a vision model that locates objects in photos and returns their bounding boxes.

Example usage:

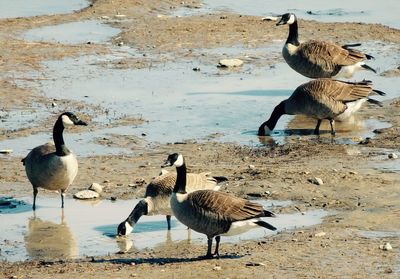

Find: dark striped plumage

[277,13,376,78]
[258,79,385,136]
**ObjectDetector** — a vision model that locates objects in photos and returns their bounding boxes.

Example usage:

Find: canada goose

[117,169,227,236]
[22,112,87,210]
[258,79,385,136]
[164,153,276,259]
[276,13,376,78]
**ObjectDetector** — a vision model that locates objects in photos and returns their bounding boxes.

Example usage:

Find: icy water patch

[176,0,400,29]
[0,0,89,19]
[0,197,329,262]
[23,20,121,45]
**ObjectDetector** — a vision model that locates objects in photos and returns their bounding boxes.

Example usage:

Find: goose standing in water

[276,13,376,78]
[258,79,385,136]
[117,170,227,236]
[164,153,276,259]
[22,112,87,210]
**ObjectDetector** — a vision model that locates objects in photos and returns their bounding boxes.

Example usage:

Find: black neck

[53,117,70,156]
[266,101,286,131]
[286,20,300,46]
[127,200,148,225]
[173,162,187,194]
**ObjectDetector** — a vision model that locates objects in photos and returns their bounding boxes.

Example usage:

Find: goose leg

[32,188,38,211]
[166,215,171,230]
[61,190,66,208]
[206,237,214,258]
[329,119,336,136]
[314,119,322,135]
[214,236,221,258]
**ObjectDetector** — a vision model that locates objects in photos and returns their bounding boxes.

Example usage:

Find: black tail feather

[372,89,386,96]
[362,64,377,73]
[263,210,276,218]
[367,98,383,107]
[342,43,362,49]
[365,54,375,60]
[255,220,277,231]
[212,176,229,183]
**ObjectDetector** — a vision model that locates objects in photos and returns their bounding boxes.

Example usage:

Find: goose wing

[299,40,366,67]
[188,190,266,222]
[145,171,218,198]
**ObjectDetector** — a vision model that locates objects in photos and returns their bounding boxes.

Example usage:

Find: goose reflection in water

[24,210,78,260]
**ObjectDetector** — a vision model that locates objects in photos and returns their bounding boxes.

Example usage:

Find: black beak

[161,159,172,168]
[276,16,286,26]
[76,119,88,126]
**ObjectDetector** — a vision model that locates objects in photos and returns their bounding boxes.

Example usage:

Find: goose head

[276,13,296,26]
[258,122,272,136]
[163,153,184,168]
[60,112,88,127]
[117,221,133,236]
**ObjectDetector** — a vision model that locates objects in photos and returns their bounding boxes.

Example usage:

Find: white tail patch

[336,99,367,121]
[221,219,260,236]
[334,62,364,79]
[61,115,74,126]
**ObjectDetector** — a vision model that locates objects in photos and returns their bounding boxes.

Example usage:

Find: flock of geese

[21,13,386,258]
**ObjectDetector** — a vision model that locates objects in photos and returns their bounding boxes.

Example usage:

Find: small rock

[379,242,393,251]
[128,183,135,187]
[213,266,222,271]
[114,14,127,19]
[308,177,323,185]
[0,149,13,154]
[100,16,110,20]
[388,153,398,159]
[110,197,117,201]
[245,262,265,266]
[51,102,57,107]
[89,182,103,194]
[73,190,99,200]
[192,67,200,71]
[314,232,326,237]
[248,164,256,170]
[218,58,244,68]
[117,42,124,46]
[349,171,358,175]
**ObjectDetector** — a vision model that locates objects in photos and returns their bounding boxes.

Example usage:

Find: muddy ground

[1,0,400,278]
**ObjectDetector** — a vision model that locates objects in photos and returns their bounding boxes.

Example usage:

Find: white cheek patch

[124,221,133,235]
[287,14,296,24]
[174,154,184,167]
[264,125,272,136]
[61,115,74,126]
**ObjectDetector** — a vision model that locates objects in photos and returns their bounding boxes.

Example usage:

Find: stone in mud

[388,153,398,159]
[218,58,244,68]
[89,182,103,193]
[379,242,393,251]
[308,177,323,186]
[74,190,99,200]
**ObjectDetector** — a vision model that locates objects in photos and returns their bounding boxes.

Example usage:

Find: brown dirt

[1,0,400,278]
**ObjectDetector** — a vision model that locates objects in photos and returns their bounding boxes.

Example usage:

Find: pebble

[349,171,358,175]
[245,262,265,266]
[218,58,244,68]
[0,149,13,154]
[89,182,103,194]
[379,242,393,251]
[388,153,398,159]
[308,177,324,185]
[213,266,222,271]
[248,164,256,170]
[73,190,99,200]
[314,232,326,237]
[117,42,124,46]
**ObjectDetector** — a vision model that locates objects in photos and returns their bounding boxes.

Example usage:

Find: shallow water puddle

[0,197,329,262]
[177,0,400,28]
[8,41,397,153]
[23,20,121,45]
[0,0,89,19]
